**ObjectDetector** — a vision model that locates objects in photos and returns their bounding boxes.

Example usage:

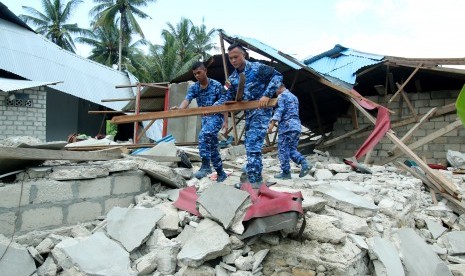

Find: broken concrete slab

[155,201,180,237]
[49,165,109,180]
[197,184,250,230]
[0,234,36,276]
[439,231,465,255]
[134,158,186,188]
[145,229,181,274]
[396,228,452,276]
[106,207,164,252]
[325,206,369,234]
[58,232,135,275]
[177,219,231,267]
[252,249,269,271]
[348,234,368,250]
[314,184,378,217]
[95,159,139,173]
[314,168,333,180]
[367,237,405,276]
[301,213,346,244]
[425,218,447,239]
[37,255,58,276]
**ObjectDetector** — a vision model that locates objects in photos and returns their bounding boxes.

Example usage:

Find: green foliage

[19,0,93,53]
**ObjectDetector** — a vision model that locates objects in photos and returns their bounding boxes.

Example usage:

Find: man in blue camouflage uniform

[268,84,310,179]
[172,61,227,182]
[218,43,282,188]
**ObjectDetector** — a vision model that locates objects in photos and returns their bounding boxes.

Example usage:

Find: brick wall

[0,170,151,236]
[323,90,465,165]
[0,87,46,141]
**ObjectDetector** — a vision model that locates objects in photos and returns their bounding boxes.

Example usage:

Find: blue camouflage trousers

[278,131,305,173]
[245,109,272,183]
[198,114,223,170]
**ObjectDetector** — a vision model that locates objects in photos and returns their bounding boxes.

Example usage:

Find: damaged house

[0,2,136,142]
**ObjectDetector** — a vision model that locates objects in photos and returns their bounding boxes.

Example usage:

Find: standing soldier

[219,43,283,188]
[268,84,310,179]
[171,61,228,182]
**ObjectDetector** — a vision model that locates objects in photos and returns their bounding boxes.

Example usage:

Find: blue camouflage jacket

[218,61,283,104]
[272,89,302,134]
[185,78,223,107]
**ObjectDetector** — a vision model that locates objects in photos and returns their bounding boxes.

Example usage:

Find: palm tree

[90,0,157,71]
[19,0,92,53]
[76,22,149,78]
[162,18,195,63]
[147,36,200,82]
[191,18,217,61]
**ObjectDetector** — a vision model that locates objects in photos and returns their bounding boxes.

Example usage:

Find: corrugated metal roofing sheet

[0,77,61,93]
[304,44,384,85]
[0,18,133,110]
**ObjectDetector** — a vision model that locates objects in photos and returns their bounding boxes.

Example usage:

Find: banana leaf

[457,84,465,127]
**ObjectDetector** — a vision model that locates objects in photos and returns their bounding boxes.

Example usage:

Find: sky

[3,0,465,60]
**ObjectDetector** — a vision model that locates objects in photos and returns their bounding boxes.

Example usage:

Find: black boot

[194,158,212,179]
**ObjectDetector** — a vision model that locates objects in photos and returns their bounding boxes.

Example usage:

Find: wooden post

[389,63,422,103]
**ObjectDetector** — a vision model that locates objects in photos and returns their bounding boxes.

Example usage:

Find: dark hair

[227,43,246,53]
[191,61,205,71]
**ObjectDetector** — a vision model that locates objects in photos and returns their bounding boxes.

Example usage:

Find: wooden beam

[389,63,422,103]
[0,146,121,161]
[101,95,164,102]
[318,125,370,149]
[381,119,463,165]
[388,107,437,156]
[110,99,278,124]
[395,82,419,121]
[349,97,460,198]
[115,83,168,89]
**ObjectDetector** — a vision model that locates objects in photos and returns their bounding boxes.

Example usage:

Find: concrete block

[32,180,74,204]
[67,202,102,224]
[112,172,145,195]
[0,212,17,236]
[104,196,135,214]
[0,183,31,208]
[21,207,63,232]
[78,177,112,199]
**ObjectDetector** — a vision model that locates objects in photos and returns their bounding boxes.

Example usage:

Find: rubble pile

[1,142,465,275]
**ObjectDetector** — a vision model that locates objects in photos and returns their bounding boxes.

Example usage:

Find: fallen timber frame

[110,99,278,124]
[349,97,460,200]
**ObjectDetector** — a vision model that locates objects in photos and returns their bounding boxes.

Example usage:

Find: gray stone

[348,234,368,250]
[0,234,36,276]
[425,219,447,239]
[331,172,352,181]
[325,206,369,234]
[27,245,44,264]
[97,159,139,173]
[314,184,378,217]
[58,232,135,275]
[314,169,333,180]
[449,264,465,276]
[220,261,237,272]
[155,202,180,237]
[177,219,231,267]
[235,255,254,271]
[173,224,196,247]
[145,229,181,274]
[439,231,465,255]
[37,256,58,276]
[197,184,250,229]
[396,228,452,276]
[174,168,194,179]
[132,251,157,275]
[252,249,269,271]
[367,237,405,276]
[215,265,230,276]
[327,163,352,173]
[302,214,346,244]
[106,207,164,252]
[223,250,243,264]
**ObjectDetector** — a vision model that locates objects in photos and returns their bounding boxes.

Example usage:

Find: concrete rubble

[1,138,465,275]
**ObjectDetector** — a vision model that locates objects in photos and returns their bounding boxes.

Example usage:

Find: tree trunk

[118,18,123,71]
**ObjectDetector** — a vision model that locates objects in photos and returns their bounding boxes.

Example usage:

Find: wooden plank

[382,119,462,165]
[0,146,121,161]
[318,125,370,149]
[389,63,422,103]
[396,82,418,121]
[349,98,460,198]
[110,99,278,124]
[388,107,437,156]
